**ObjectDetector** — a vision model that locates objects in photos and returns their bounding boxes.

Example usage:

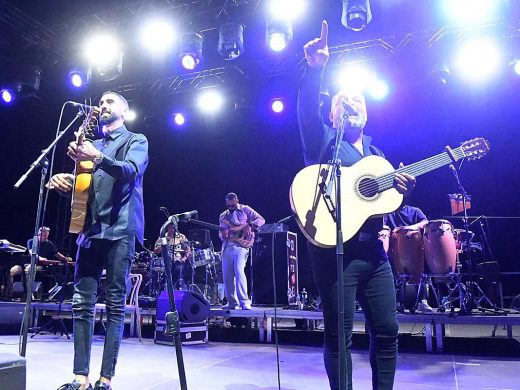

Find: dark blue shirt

[384,205,427,231]
[297,65,384,236]
[80,125,149,245]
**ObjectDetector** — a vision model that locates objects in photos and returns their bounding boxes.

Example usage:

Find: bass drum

[390,227,424,283]
[423,219,457,274]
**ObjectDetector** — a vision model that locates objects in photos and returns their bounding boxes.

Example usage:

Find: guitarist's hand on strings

[67,134,102,162]
[47,173,74,193]
[304,20,329,68]
[393,162,416,196]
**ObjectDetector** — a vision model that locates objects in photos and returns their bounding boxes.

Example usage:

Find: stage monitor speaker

[12,281,42,300]
[252,231,298,306]
[0,353,25,390]
[157,290,210,323]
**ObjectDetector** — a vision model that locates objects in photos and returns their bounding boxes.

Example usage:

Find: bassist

[219,192,264,310]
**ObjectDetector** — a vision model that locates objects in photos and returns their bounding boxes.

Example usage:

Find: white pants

[222,245,250,307]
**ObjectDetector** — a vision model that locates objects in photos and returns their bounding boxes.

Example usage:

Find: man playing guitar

[219,192,265,310]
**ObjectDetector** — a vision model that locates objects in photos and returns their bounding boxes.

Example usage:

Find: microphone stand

[321,123,346,390]
[159,216,188,390]
[14,111,83,357]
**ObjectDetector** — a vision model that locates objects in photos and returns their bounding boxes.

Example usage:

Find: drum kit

[386,218,496,313]
[131,241,222,302]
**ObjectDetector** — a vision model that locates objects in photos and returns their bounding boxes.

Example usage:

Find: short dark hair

[225,192,238,201]
[101,91,129,110]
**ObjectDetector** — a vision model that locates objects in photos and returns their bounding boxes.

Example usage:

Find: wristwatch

[93,152,104,165]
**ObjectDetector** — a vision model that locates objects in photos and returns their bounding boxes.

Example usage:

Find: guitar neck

[377,146,465,192]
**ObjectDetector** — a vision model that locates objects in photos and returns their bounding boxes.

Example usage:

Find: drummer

[384,202,428,232]
[153,224,191,290]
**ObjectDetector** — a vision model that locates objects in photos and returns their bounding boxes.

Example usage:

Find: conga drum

[378,225,391,253]
[423,220,457,274]
[390,227,424,283]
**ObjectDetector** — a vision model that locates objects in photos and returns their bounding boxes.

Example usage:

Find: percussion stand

[450,165,494,314]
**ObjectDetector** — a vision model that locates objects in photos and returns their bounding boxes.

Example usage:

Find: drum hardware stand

[449,164,497,314]
[31,263,71,339]
[159,216,188,390]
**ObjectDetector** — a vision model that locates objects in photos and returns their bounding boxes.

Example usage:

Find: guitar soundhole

[358,177,379,198]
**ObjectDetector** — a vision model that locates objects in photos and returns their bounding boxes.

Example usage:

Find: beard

[99,111,119,125]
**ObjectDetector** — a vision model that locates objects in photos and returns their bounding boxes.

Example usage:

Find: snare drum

[191,248,215,268]
[390,227,424,283]
[423,219,457,274]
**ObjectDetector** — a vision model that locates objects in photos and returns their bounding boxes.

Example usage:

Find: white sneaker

[417,299,434,313]
[241,303,252,310]
[221,304,239,310]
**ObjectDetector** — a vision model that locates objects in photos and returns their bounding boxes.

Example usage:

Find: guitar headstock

[77,106,99,142]
[460,137,490,161]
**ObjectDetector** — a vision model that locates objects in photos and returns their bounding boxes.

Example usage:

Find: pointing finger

[320,20,328,44]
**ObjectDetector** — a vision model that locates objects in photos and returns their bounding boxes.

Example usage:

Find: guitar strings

[357,149,465,195]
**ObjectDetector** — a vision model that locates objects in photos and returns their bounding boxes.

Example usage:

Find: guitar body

[223,223,255,248]
[290,138,489,248]
[290,156,403,248]
[69,161,93,234]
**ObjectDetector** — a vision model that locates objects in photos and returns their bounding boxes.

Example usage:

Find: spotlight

[218,22,244,60]
[268,0,306,22]
[426,63,451,85]
[68,70,88,88]
[84,34,123,81]
[367,79,389,100]
[441,0,504,26]
[197,90,224,114]
[125,110,137,122]
[140,19,176,54]
[173,113,186,126]
[266,18,293,52]
[514,60,520,76]
[455,38,503,83]
[337,65,375,93]
[341,0,372,31]
[0,89,14,104]
[180,33,203,70]
[271,99,285,113]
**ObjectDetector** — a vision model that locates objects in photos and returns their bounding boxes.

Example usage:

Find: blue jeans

[72,236,134,379]
[310,240,398,390]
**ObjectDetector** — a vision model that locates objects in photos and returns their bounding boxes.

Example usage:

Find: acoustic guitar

[290,138,490,248]
[69,108,99,234]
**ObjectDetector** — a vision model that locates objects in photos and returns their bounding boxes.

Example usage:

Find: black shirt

[297,65,384,236]
[27,239,58,260]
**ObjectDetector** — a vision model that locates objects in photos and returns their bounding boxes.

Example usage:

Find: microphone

[68,101,99,112]
[342,101,356,118]
[174,210,198,220]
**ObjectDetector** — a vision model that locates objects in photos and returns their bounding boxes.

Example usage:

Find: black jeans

[310,240,398,390]
[72,235,134,379]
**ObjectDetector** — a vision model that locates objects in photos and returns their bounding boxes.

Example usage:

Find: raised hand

[303,20,329,68]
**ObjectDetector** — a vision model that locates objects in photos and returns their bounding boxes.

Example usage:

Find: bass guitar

[290,138,490,248]
[187,219,255,248]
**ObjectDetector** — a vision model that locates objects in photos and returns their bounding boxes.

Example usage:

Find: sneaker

[241,303,252,310]
[417,299,434,313]
[57,381,92,390]
[221,303,239,310]
[94,381,111,390]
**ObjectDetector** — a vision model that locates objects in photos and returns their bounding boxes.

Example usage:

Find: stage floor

[0,335,518,390]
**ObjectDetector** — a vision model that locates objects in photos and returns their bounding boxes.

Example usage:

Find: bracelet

[93,153,104,165]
